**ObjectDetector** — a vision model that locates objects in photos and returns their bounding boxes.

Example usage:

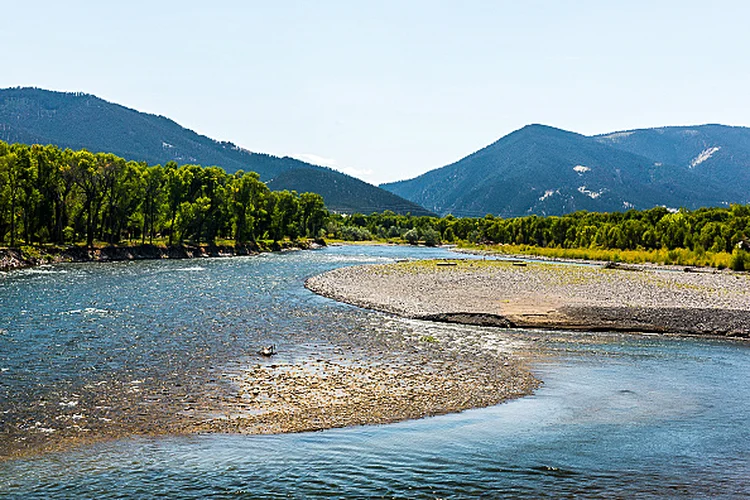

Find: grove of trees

[0,141,327,247]
[329,205,750,255]
[2,139,749,270]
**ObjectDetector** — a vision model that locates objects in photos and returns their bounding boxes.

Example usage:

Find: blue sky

[3,1,749,184]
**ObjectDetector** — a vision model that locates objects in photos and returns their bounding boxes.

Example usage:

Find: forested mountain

[382,124,741,217]
[266,167,428,215]
[0,87,432,215]
[595,124,750,189]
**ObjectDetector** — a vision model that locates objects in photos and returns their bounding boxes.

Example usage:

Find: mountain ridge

[382,123,750,217]
[594,123,750,188]
[0,87,433,216]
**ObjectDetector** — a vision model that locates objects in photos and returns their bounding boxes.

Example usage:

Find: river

[1,245,748,498]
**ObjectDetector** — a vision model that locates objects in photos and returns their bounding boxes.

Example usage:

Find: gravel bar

[306,259,750,338]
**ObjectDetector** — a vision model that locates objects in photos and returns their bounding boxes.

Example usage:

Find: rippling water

[1,246,749,497]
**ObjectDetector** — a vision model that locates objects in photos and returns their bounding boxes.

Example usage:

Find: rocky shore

[306,259,750,338]
[192,346,538,437]
[2,320,540,461]
[0,240,320,272]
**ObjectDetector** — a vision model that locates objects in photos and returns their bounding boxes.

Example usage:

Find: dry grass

[460,243,735,269]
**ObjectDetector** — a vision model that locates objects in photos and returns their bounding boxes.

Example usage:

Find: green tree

[422,227,441,246]
[299,192,327,238]
[140,164,165,244]
[164,161,190,245]
[68,150,107,247]
[404,228,419,244]
[268,190,300,241]
[230,171,269,243]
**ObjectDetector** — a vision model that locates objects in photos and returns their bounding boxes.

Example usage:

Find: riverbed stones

[306,259,750,337]
[193,354,538,436]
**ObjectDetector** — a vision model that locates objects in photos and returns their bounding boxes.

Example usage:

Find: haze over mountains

[383,124,750,217]
[0,87,433,216]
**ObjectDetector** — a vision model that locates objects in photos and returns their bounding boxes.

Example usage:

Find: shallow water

[1,246,749,497]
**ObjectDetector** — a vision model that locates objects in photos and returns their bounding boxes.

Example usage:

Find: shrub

[422,228,441,247]
[63,226,75,243]
[340,226,373,241]
[730,249,748,271]
[404,229,419,245]
[20,245,42,260]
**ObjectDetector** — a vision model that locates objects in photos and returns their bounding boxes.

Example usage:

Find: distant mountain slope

[266,167,431,215]
[595,124,750,188]
[0,87,432,215]
[382,124,746,217]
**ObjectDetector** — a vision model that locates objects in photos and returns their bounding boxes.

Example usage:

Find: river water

[1,245,748,498]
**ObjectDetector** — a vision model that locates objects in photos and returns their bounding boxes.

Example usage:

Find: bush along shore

[0,239,324,272]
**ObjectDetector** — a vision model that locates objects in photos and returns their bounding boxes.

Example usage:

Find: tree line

[0,141,327,247]
[332,205,750,255]
[2,139,749,269]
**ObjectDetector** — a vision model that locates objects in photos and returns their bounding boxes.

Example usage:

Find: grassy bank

[327,237,749,271]
[457,242,750,270]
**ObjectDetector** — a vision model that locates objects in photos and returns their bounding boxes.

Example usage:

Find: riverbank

[456,242,748,270]
[306,259,750,338]
[0,240,322,272]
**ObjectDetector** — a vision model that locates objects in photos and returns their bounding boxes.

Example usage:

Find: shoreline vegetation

[2,138,749,272]
[3,237,748,274]
[0,141,328,255]
[323,207,750,271]
[456,242,744,270]
[306,258,750,338]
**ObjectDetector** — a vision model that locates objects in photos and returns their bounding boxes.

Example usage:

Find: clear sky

[3,1,749,184]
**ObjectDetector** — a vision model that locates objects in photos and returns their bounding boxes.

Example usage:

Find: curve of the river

[1,245,748,498]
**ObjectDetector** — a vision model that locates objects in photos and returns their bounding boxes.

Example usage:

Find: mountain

[0,87,432,216]
[595,124,750,189]
[382,124,748,217]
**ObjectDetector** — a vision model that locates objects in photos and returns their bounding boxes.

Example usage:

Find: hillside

[266,167,430,215]
[595,124,750,189]
[382,124,746,217]
[0,87,432,216]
